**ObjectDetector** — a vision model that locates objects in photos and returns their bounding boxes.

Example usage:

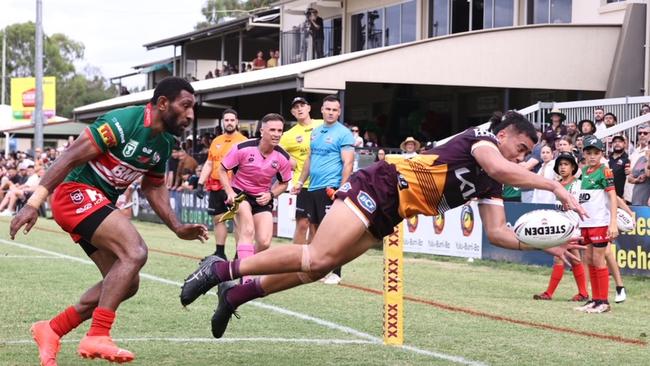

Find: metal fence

[518,96,650,147]
[280,27,339,65]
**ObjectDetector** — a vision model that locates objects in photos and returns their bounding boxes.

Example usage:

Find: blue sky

[3,0,205,88]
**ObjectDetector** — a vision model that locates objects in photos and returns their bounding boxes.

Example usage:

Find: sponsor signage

[402,201,483,259]
[10,77,56,120]
[484,203,650,276]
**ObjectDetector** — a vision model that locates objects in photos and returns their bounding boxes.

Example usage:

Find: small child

[533,152,588,301]
[574,136,617,313]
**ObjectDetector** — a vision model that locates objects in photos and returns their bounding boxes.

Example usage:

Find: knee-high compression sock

[545,264,565,297]
[588,265,598,301]
[595,266,610,303]
[571,263,588,297]
[212,259,241,282]
[237,244,255,283]
[49,306,83,337]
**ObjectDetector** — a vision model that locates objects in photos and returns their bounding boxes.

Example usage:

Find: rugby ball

[617,208,635,232]
[513,209,577,249]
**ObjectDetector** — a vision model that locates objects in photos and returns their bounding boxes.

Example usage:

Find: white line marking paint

[0,239,487,366]
[0,255,62,259]
[1,337,376,346]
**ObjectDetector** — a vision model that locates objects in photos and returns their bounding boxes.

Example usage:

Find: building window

[351,0,417,52]
[484,0,514,29]
[528,0,572,24]
[430,0,450,37]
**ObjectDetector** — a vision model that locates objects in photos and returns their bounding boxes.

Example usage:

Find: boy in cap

[574,136,617,313]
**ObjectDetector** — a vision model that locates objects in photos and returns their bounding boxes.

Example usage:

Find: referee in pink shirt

[217,113,292,278]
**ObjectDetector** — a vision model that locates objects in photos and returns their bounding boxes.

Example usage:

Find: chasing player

[10,77,209,364]
[195,109,247,259]
[180,111,586,337]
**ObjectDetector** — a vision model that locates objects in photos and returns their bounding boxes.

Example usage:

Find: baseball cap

[612,134,626,142]
[290,97,308,107]
[582,135,604,151]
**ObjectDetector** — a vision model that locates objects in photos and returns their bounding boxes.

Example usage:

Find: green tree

[195,0,271,29]
[1,22,115,118]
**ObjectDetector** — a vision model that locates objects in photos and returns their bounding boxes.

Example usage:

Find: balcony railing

[281,26,340,65]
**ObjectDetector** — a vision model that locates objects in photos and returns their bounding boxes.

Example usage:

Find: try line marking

[0,239,486,366]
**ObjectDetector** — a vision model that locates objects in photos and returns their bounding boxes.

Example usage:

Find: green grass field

[0,217,649,365]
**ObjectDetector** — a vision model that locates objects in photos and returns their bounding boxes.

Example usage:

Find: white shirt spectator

[532,160,558,204]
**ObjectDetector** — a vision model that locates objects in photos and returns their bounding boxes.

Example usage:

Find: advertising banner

[276,193,297,239]
[10,77,56,120]
[483,203,650,276]
[402,201,483,259]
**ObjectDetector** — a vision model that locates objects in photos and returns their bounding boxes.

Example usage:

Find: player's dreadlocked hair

[151,77,195,104]
[489,110,538,144]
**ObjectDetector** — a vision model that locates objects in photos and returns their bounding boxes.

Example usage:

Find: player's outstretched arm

[478,203,582,264]
[9,132,101,239]
[141,176,208,242]
[473,145,587,220]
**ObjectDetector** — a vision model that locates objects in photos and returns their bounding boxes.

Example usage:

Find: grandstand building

[74,0,650,148]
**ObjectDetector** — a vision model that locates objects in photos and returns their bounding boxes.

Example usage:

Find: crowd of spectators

[0,147,59,215]
[202,49,281,81]
[507,104,650,206]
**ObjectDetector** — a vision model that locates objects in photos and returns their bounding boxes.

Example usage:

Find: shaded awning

[1,119,88,137]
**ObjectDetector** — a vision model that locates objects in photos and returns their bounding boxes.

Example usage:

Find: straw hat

[548,108,566,122]
[400,137,421,151]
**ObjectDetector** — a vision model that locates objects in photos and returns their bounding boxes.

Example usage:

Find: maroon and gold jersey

[392,128,503,219]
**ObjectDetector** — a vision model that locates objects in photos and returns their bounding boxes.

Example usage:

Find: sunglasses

[639,132,649,136]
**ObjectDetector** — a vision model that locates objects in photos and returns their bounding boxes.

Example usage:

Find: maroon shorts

[580,226,609,246]
[52,182,112,242]
[334,161,401,239]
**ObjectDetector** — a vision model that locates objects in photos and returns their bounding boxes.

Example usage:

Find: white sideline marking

[1,337,376,346]
[0,255,62,259]
[0,239,486,366]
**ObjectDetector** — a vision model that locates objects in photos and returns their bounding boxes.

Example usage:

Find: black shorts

[233,188,273,215]
[295,188,310,220]
[334,161,401,239]
[304,188,334,225]
[73,204,117,257]
[208,190,228,216]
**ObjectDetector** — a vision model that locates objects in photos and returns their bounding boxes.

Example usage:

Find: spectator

[308,8,325,59]
[578,119,596,135]
[400,137,420,157]
[266,50,278,68]
[520,123,544,203]
[627,125,650,206]
[364,130,378,147]
[556,135,574,157]
[251,51,266,70]
[375,148,386,162]
[604,112,617,128]
[608,135,629,198]
[0,165,42,215]
[531,146,558,203]
[350,125,364,147]
[273,50,281,66]
[205,70,214,79]
[566,121,579,142]
[594,107,606,132]
[544,108,567,145]
[641,104,650,116]
[624,124,650,203]
[174,149,198,189]
[166,146,181,188]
